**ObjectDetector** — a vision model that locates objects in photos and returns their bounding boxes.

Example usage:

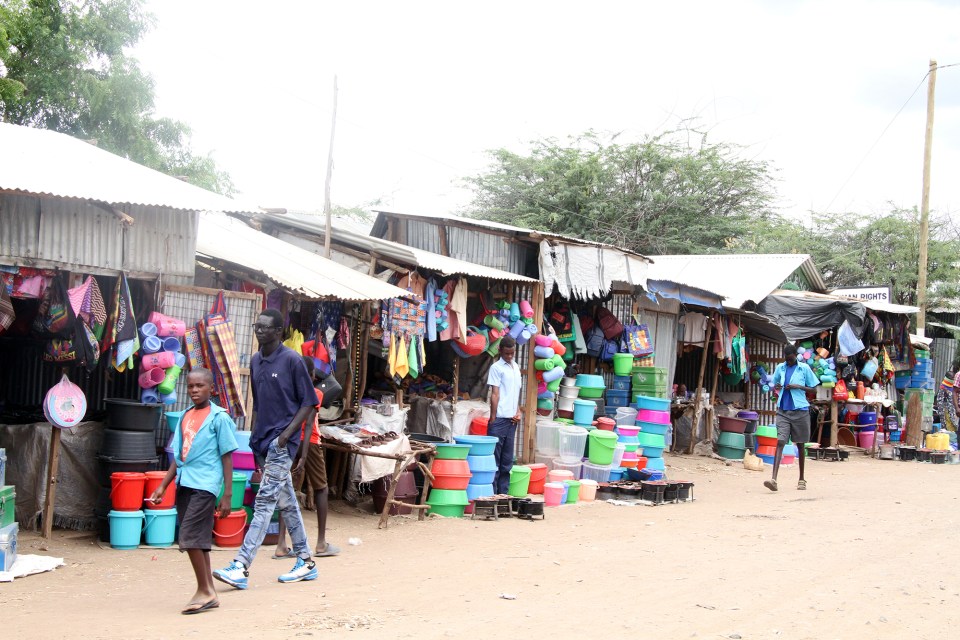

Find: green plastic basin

[755,425,777,439]
[717,445,746,460]
[426,489,469,506]
[435,443,472,460]
[428,504,466,518]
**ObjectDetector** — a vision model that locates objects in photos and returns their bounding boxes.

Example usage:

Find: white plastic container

[536,421,562,457]
[558,426,589,463]
[551,458,582,478]
[615,407,637,426]
[611,443,626,468]
[580,461,612,483]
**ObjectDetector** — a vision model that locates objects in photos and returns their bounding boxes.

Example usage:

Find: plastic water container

[536,420,562,456]
[548,469,575,484]
[611,443,626,468]
[544,482,565,507]
[581,461,612,482]
[615,407,637,426]
[579,479,599,502]
[572,400,596,425]
[558,426,589,462]
[551,459,582,478]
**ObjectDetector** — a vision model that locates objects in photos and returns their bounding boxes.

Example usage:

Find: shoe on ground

[213,560,249,590]
[278,557,318,583]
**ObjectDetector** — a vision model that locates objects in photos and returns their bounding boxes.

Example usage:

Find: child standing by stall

[150,368,238,614]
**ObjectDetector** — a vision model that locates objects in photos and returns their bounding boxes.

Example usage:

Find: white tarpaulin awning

[0,122,262,214]
[197,213,409,301]
[539,239,649,299]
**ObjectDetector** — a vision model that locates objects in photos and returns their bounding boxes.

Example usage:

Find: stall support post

[830,400,839,447]
[687,314,714,454]
[377,458,406,529]
[706,354,721,444]
[42,426,63,538]
[522,281,545,463]
[451,357,460,421]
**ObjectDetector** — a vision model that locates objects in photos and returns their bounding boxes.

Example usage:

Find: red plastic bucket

[526,463,548,494]
[110,472,147,511]
[143,471,174,510]
[213,509,248,547]
[469,417,489,436]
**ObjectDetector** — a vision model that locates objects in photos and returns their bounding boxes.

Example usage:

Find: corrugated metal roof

[0,123,262,214]
[372,209,653,262]
[261,213,537,283]
[197,213,409,301]
[646,253,826,309]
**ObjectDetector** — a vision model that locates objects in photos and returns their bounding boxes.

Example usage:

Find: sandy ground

[3,451,959,639]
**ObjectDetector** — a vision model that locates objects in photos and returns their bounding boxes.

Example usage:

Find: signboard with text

[831,286,892,304]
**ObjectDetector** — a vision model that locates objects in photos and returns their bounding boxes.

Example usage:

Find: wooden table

[319,438,437,528]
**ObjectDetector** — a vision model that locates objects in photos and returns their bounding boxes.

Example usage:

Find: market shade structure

[259,212,538,283]
[197,212,410,301]
[645,253,826,309]
[0,122,262,214]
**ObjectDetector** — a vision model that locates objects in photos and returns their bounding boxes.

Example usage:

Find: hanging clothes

[450,277,468,340]
[395,335,409,378]
[407,336,419,379]
[425,278,438,342]
[679,312,708,344]
[397,271,427,299]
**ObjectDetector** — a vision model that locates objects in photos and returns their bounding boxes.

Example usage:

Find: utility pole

[323,75,339,258]
[916,59,937,336]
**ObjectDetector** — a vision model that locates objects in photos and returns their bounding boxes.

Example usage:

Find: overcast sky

[133,0,960,224]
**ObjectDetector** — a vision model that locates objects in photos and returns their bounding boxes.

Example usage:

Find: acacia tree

[0,0,233,194]
[734,206,960,308]
[463,129,777,255]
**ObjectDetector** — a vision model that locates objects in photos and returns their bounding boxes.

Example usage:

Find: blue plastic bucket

[608,468,625,481]
[144,508,177,547]
[109,510,144,550]
[573,399,595,425]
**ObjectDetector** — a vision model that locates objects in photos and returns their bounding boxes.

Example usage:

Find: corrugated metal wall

[931,338,957,383]
[395,219,534,277]
[0,194,40,261]
[0,194,196,282]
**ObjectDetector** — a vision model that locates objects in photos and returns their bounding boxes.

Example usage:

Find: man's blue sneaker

[278,557,317,583]
[213,560,249,590]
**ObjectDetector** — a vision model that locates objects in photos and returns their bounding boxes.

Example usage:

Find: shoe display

[278,557,318,584]
[213,560,249,590]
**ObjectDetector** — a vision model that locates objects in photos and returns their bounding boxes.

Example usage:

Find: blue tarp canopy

[646,279,724,310]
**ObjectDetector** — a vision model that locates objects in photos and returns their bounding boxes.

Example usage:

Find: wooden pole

[323,75,339,259]
[523,281,545,463]
[916,59,937,336]
[451,356,460,421]
[707,351,721,445]
[687,315,714,454]
[830,400,839,447]
[42,427,63,538]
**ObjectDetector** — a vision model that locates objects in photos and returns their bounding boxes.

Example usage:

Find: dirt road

[3,452,957,639]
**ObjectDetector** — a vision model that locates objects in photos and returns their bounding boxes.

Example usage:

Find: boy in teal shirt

[150,368,238,614]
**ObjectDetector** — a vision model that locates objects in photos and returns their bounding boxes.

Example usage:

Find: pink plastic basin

[616,425,640,438]
[636,409,670,424]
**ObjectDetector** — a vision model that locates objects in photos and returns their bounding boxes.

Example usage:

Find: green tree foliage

[463,129,777,255]
[733,207,960,308]
[0,0,233,194]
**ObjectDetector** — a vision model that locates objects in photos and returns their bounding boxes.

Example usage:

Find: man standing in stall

[487,335,523,494]
[765,344,819,492]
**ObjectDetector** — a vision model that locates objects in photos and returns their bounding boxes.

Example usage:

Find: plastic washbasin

[453,435,499,456]
[636,409,670,424]
[635,395,671,412]
[637,432,666,447]
[636,421,669,436]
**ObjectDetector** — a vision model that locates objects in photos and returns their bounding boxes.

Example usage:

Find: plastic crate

[611,376,632,391]
[605,389,630,407]
[632,384,668,399]
[0,486,14,528]
[631,367,668,387]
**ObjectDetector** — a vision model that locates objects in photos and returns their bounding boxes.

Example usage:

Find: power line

[822,62,960,213]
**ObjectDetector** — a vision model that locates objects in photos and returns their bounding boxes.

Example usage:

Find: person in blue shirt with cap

[765,344,819,492]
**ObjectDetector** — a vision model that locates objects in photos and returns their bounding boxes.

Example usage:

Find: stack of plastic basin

[575,374,606,400]
[559,425,588,462]
[632,367,668,399]
[429,440,478,518]
[454,436,497,505]
[526,463,548,494]
[508,466,532,497]
[717,432,747,460]
[781,443,798,465]
[754,426,779,464]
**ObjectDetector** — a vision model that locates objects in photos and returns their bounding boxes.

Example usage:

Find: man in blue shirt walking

[765,344,819,492]
[214,308,319,589]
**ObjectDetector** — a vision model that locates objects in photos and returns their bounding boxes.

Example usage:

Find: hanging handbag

[596,306,624,340]
[623,316,654,357]
[33,275,76,339]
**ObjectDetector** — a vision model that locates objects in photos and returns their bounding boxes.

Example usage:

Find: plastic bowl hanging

[44,374,88,428]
